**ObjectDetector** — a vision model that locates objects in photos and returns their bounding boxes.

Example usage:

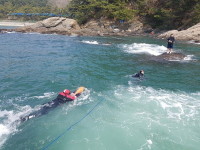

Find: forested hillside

[68,0,200,29]
[0,0,60,19]
[0,0,199,30]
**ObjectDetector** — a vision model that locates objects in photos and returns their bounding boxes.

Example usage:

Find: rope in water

[41,98,105,150]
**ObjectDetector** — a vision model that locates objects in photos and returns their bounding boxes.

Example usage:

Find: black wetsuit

[20,95,73,122]
[167,36,175,48]
[132,73,144,79]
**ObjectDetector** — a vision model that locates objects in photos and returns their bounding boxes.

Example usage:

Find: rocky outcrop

[11,17,145,36]
[159,23,200,42]
[14,17,80,35]
[0,29,9,33]
[75,18,145,36]
[127,21,144,33]
[152,52,186,62]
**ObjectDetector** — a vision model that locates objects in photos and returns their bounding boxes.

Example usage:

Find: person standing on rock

[167,34,175,53]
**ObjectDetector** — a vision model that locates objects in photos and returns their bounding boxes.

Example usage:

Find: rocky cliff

[159,23,200,42]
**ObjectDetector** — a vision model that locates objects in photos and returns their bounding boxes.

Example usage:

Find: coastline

[0,20,34,27]
[0,18,199,44]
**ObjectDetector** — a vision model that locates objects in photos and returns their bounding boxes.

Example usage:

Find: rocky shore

[1,17,200,43]
[0,17,147,36]
[159,23,200,43]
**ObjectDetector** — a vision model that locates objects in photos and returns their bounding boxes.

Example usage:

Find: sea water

[0,32,200,150]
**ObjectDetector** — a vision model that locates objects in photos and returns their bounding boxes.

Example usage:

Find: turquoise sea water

[0,31,200,150]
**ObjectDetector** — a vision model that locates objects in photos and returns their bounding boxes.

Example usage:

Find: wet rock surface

[152,52,187,62]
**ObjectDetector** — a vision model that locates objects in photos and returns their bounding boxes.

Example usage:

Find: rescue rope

[41,98,105,150]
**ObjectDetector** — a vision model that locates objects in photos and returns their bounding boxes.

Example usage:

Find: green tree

[68,0,135,24]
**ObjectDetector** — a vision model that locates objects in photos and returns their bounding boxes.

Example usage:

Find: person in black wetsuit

[21,87,84,122]
[132,70,144,79]
[167,34,175,54]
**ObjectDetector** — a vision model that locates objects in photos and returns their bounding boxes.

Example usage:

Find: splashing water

[81,40,99,45]
[120,43,167,56]
[0,33,199,150]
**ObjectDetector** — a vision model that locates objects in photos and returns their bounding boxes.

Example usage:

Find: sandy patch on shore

[0,20,34,27]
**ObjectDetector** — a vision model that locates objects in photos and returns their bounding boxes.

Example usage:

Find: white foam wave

[0,124,10,136]
[33,92,55,99]
[0,92,58,148]
[105,84,200,147]
[24,32,41,35]
[147,139,153,145]
[183,55,197,61]
[0,124,10,148]
[81,40,99,45]
[120,43,167,56]
[167,54,197,62]
[138,139,153,150]
[112,84,200,122]
[101,43,112,46]
[0,105,33,148]
[5,31,16,34]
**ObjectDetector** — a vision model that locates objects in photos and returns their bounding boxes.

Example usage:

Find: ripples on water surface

[0,32,200,150]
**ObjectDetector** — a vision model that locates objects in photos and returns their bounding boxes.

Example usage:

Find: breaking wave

[120,43,167,56]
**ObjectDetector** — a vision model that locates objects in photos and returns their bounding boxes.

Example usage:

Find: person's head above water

[63,89,71,94]
[140,70,144,75]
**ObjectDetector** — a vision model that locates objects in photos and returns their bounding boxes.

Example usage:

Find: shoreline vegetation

[0,0,199,43]
[1,0,199,29]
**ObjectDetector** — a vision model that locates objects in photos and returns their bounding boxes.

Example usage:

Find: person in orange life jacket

[20,88,85,122]
[56,89,76,102]
[57,87,85,102]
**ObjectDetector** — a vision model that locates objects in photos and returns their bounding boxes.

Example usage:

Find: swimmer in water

[21,87,85,122]
[132,70,144,79]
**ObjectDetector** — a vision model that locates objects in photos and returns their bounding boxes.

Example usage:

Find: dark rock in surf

[153,52,186,61]
[0,29,9,33]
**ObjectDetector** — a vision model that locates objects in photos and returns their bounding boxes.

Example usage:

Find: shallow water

[0,32,200,150]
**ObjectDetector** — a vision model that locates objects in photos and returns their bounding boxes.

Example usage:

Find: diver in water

[21,87,85,122]
[132,70,144,79]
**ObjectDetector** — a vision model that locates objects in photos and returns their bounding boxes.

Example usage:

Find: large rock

[81,19,118,36]
[81,18,144,36]
[159,23,200,42]
[14,17,80,35]
[0,29,9,33]
[127,21,144,33]
[152,52,186,62]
